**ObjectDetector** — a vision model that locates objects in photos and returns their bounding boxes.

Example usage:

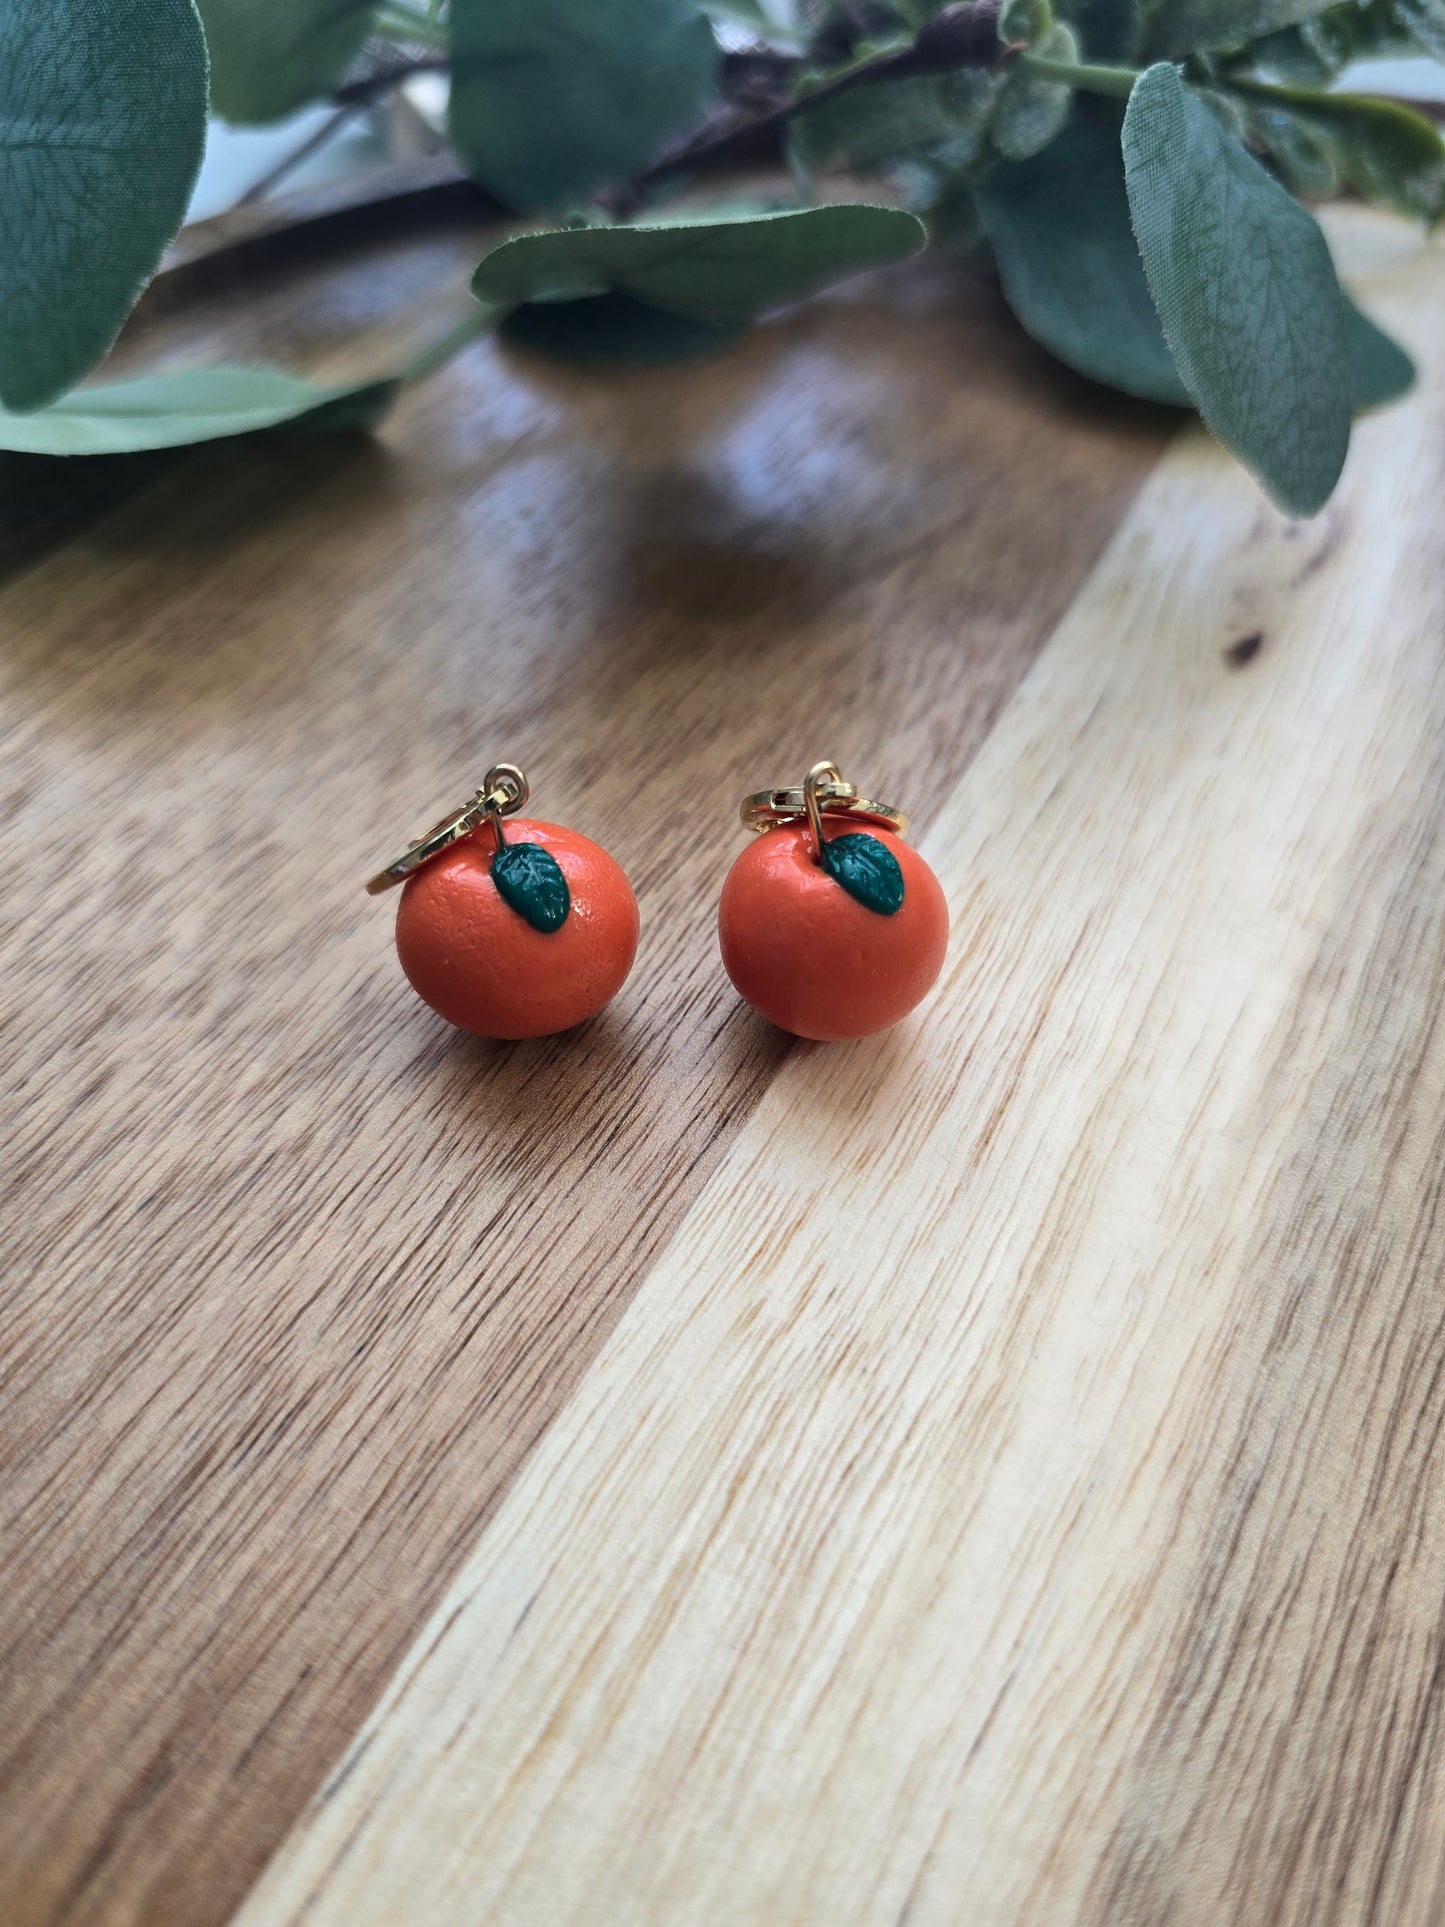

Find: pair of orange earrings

[365,761,949,1043]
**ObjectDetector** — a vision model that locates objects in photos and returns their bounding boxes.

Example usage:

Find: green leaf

[1232,83,1445,224]
[1122,62,1350,515]
[0,0,209,412]
[1249,2,1431,80]
[0,367,400,456]
[1058,0,1143,59]
[1144,0,1338,58]
[500,290,745,364]
[992,25,1079,161]
[1346,302,1415,409]
[195,0,379,123]
[1396,0,1445,57]
[789,71,996,175]
[472,204,928,323]
[703,0,807,42]
[448,0,718,211]
[1253,105,1342,197]
[998,0,1041,40]
[979,117,1190,404]
[820,832,905,916]
[1246,24,1339,82]
[981,119,1414,415]
[491,842,571,933]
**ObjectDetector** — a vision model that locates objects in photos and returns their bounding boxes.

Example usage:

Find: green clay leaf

[448,0,718,211]
[1122,62,1351,516]
[473,204,927,324]
[195,0,379,124]
[0,0,209,412]
[0,367,400,456]
[821,832,905,917]
[491,842,571,933]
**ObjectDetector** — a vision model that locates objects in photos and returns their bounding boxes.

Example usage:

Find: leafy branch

[1,0,1441,515]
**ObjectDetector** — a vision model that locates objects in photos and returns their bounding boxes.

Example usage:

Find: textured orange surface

[718,823,949,1040]
[396,819,640,1038]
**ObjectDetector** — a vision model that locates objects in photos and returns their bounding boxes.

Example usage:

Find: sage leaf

[472,204,927,324]
[0,367,400,456]
[501,291,745,365]
[1123,63,1351,516]
[491,843,571,933]
[820,833,905,917]
[448,0,718,211]
[979,116,1190,405]
[992,25,1079,162]
[195,0,379,124]
[0,0,208,412]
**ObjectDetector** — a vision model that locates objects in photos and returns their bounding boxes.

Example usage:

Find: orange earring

[719,760,948,1041]
[366,764,639,1040]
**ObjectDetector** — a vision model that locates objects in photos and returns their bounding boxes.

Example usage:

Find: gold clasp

[364,762,530,895]
[739,759,908,863]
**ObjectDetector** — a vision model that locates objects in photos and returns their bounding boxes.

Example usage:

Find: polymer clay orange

[395,818,639,1039]
[718,822,948,1041]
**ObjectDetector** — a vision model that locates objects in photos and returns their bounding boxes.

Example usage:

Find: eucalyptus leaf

[1346,302,1415,408]
[1249,2,1428,78]
[1255,108,1342,197]
[1058,0,1143,59]
[1144,0,1338,58]
[992,25,1079,161]
[790,72,996,175]
[501,290,745,364]
[998,0,1041,40]
[979,117,1190,404]
[0,0,209,413]
[1122,62,1351,515]
[1233,83,1445,223]
[1396,0,1445,58]
[448,0,718,211]
[981,119,1413,414]
[473,204,927,323]
[0,367,401,456]
[820,833,905,916]
[491,842,571,933]
[1246,23,1339,81]
[195,0,379,124]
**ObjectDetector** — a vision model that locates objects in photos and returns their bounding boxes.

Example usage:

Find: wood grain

[0,219,1165,1927]
[236,216,1445,1927]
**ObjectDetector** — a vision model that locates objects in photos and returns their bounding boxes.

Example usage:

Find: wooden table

[4,197,1444,1927]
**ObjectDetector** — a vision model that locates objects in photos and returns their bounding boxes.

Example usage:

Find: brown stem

[238,105,358,206]
[332,54,449,108]
[628,0,1003,201]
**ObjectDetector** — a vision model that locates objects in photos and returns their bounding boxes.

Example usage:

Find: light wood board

[236,215,1445,1926]
[0,211,1165,1926]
